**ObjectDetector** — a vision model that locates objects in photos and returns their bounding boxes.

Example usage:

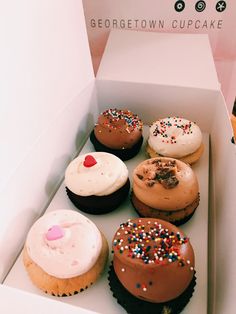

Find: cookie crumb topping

[136,159,179,189]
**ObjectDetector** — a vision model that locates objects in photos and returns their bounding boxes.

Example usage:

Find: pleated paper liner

[108,263,196,314]
[47,282,93,297]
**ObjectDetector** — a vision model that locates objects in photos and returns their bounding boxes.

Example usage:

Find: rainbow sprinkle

[113,219,191,267]
[101,108,143,132]
[152,117,195,144]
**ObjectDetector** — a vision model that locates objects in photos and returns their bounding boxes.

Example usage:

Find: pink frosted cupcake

[23,210,108,296]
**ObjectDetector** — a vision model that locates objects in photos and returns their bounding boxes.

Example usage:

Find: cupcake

[147,117,204,164]
[65,152,130,214]
[23,210,108,296]
[131,157,199,225]
[90,108,143,160]
[109,218,196,314]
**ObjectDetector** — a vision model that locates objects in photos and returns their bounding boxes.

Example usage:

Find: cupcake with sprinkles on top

[147,117,204,165]
[109,218,196,314]
[90,108,143,160]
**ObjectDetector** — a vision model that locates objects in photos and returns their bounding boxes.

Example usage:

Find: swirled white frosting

[25,210,102,278]
[65,152,129,196]
[148,117,202,158]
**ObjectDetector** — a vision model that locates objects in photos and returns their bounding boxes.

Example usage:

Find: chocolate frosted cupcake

[131,157,200,225]
[23,210,109,296]
[90,108,143,160]
[65,152,130,214]
[109,218,196,314]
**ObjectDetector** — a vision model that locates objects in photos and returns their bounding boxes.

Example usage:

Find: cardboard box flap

[97,30,220,91]
[0,285,96,314]
[0,0,96,282]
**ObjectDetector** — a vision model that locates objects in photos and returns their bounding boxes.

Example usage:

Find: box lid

[0,0,95,282]
[0,285,96,314]
[97,30,220,91]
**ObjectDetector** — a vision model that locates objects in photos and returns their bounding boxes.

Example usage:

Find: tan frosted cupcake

[131,157,200,225]
[23,210,108,296]
[147,117,204,165]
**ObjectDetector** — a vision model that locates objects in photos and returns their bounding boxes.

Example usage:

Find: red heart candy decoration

[83,155,97,167]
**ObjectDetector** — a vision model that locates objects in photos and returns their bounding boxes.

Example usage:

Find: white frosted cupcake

[147,117,204,164]
[23,210,108,296]
[65,152,130,214]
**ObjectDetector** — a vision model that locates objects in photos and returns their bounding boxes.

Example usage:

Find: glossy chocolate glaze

[94,109,143,149]
[112,218,195,303]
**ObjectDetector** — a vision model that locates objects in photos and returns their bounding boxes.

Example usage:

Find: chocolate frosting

[94,109,143,149]
[112,218,195,303]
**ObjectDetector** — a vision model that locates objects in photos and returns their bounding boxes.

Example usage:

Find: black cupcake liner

[90,130,143,161]
[108,264,196,314]
[66,179,130,214]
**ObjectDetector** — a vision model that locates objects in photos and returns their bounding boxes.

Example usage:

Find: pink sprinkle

[46,225,64,241]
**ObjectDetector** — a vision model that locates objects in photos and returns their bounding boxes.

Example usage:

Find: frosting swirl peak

[65,152,128,196]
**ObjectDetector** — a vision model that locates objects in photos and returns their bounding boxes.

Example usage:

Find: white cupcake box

[0,1,235,314]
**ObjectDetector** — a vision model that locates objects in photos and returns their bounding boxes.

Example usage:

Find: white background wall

[0,0,96,280]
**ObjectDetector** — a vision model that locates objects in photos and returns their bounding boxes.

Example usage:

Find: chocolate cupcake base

[131,192,200,226]
[90,130,143,161]
[66,179,130,214]
[108,264,196,314]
